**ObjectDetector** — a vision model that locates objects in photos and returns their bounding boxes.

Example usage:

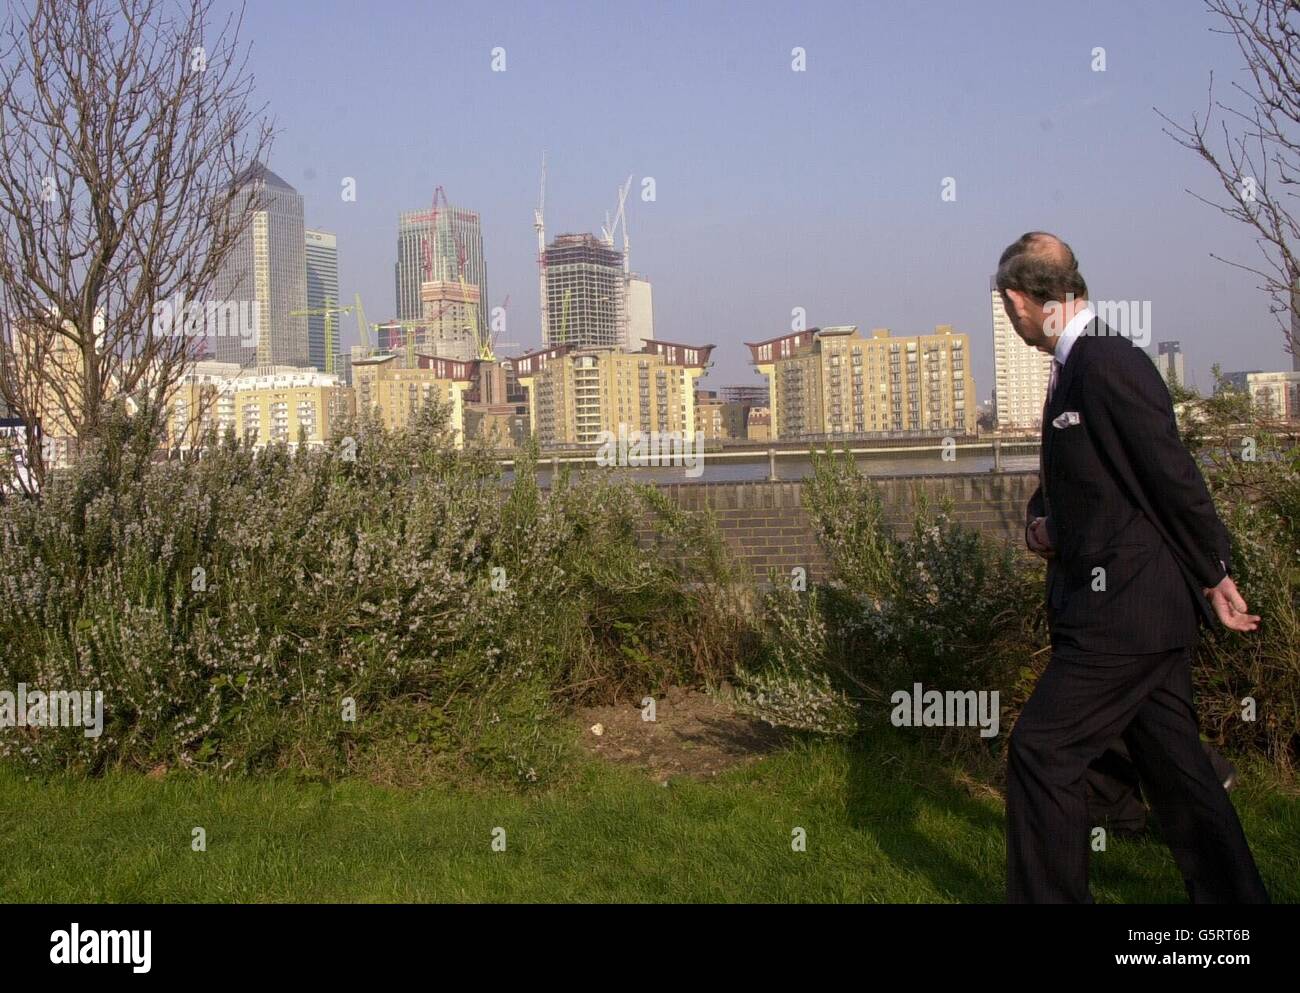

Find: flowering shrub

[1174,379,1300,772]
[5,390,1290,783]
[805,452,1044,685]
[726,455,1044,751]
[0,401,749,782]
[732,585,857,735]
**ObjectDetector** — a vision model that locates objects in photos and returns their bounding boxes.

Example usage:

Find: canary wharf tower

[213,164,309,369]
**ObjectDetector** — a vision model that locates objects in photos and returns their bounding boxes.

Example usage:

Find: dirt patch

[577,684,790,783]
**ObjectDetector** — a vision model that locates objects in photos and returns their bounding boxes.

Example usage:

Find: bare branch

[0,0,273,490]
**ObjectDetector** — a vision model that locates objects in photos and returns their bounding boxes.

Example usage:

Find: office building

[418,279,481,362]
[625,273,654,351]
[213,164,309,368]
[395,201,489,336]
[305,229,342,374]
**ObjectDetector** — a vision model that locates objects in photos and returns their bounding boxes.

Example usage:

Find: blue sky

[225,0,1290,394]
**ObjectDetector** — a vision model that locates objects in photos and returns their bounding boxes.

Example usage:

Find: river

[504,450,1040,486]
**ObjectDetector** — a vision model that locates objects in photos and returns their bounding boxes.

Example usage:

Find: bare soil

[577,684,790,784]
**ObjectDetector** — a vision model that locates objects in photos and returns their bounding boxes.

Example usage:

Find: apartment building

[745,324,976,440]
[351,353,476,443]
[166,362,352,451]
[513,339,714,448]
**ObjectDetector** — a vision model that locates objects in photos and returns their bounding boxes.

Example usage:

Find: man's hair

[995,231,1088,304]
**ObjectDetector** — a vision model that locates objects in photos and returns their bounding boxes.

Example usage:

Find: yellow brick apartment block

[513,340,714,448]
[746,324,975,440]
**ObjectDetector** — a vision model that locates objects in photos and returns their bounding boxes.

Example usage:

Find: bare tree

[0,0,271,494]
[1160,0,1300,367]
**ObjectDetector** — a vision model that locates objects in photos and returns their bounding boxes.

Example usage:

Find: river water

[507,451,1040,486]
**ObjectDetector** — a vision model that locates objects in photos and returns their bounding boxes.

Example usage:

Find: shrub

[0,401,751,783]
[1175,378,1300,772]
[717,450,1049,758]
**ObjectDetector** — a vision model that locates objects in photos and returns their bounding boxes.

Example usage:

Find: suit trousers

[1006,643,1269,903]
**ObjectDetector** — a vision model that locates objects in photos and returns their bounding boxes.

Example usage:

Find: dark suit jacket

[1026,320,1231,653]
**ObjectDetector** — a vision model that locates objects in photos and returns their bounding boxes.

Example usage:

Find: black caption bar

[0,904,1292,981]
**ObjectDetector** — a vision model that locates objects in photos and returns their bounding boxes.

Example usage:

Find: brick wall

[641,470,1038,583]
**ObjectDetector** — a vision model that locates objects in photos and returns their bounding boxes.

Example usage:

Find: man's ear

[1004,288,1030,323]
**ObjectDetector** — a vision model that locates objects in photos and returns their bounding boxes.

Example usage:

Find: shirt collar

[1053,304,1095,367]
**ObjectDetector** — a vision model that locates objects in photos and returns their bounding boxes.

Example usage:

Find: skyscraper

[305,229,340,373]
[213,164,308,369]
[990,276,1053,431]
[625,273,654,351]
[394,201,489,335]
[542,233,625,349]
[1154,340,1186,388]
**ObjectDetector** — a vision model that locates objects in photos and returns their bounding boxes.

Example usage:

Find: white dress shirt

[1047,304,1095,402]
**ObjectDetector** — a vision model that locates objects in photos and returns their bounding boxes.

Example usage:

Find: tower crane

[601,174,634,275]
[534,152,547,343]
[490,293,520,355]
[289,297,354,374]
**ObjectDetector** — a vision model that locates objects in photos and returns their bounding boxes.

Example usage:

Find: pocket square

[1052,410,1081,429]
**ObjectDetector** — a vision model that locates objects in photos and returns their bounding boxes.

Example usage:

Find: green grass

[1,732,1295,903]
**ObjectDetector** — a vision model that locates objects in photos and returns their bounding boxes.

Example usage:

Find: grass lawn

[1,732,1296,903]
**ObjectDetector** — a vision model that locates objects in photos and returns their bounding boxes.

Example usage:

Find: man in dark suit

[997,231,1269,904]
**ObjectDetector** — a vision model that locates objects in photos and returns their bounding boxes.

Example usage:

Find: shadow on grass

[839,728,1192,903]
[839,726,1288,904]
[843,727,1006,903]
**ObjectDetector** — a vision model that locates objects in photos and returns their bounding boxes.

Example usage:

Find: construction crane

[490,294,521,356]
[601,174,633,275]
[373,315,437,367]
[600,175,634,348]
[533,152,547,344]
[352,292,370,351]
[289,297,354,374]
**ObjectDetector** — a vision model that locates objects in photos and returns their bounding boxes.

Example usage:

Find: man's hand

[1026,516,1054,560]
[1204,576,1260,633]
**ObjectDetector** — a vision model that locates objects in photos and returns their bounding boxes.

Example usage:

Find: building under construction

[394,195,489,355]
[418,279,480,362]
[542,233,625,350]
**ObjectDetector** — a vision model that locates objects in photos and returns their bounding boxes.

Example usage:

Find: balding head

[995,231,1088,304]
[995,232,1090,352]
